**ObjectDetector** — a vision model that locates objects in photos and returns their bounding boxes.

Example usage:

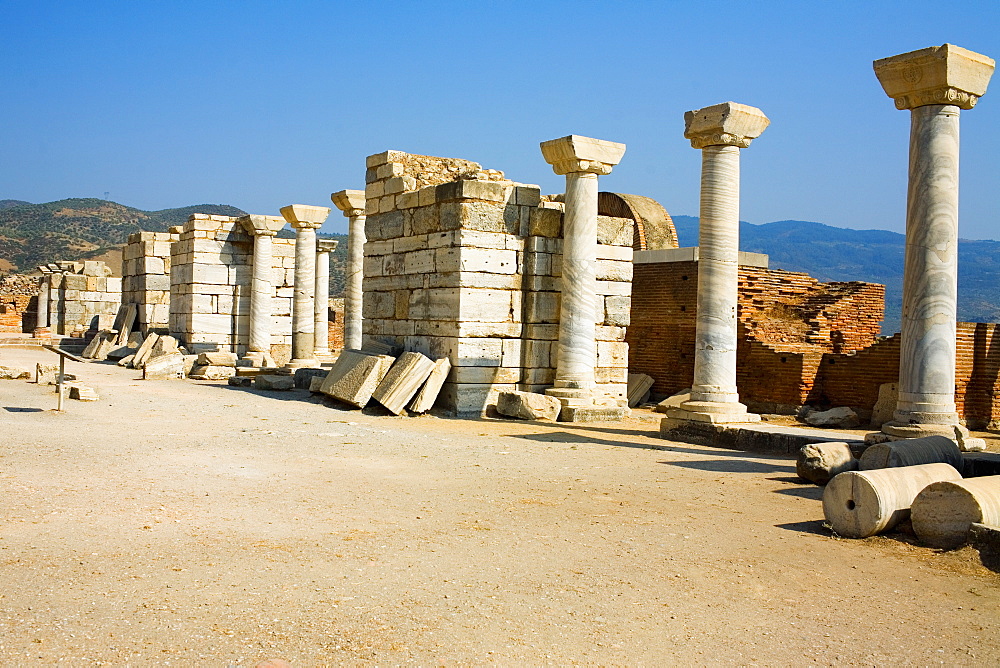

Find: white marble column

[280,204,331,368]
[314,239,338,357]
[540,135,626,405]
[238,214,287,365]
[35,274,50,332]
[672,102,769,424]
[873,44,995,438]
[331,189,367,351]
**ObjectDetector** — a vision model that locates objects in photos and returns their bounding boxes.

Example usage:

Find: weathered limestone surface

[372,351,435,414]
[332,190,367,351]
[197,351,238,367]
[254,374,294,391]
[44,261,122,336]
[238,214,287,360]
[873,44,995,437]
[627,373,654,408]
[822,462,962,538]
[911,477,1000,549]
[667,102,768,427]
[142,352,185,380]
[409,357,452,413]
[804,407,860,429]
[121,231,176,335]
[188,365,237,380]
[496,390,562,421]
[314,239,338,356]
[320,350,394,408]
[796,442,858,485]
[859,435,963,471]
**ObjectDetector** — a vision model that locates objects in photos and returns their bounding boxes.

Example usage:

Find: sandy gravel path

[0,347,997,666]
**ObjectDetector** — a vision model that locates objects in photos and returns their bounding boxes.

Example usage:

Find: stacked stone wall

[362,151,633,414]
[169,215,295,355]
[47,261,121,335]
[122,231,177,334]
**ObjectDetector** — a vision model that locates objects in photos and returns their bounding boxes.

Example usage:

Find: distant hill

[0,198,247,271]
[672,215,1000,334]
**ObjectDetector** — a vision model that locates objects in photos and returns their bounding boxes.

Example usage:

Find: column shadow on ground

[3,406,44,412]
[659,459,790,474]
[767,475,824,500]
[775,520,830,536]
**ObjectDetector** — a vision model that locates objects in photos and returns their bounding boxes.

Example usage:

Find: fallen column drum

[823,462,962,538]
[911,476,1000,549]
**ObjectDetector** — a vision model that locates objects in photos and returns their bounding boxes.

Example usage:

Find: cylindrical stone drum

[822,462,962,538]
[859,435,962,471]
[911,476,1000,549]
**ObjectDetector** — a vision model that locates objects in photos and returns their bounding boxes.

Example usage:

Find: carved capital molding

[893,87,979,110]
[548,158,615,176]
[540,135,625,177]
[684,102,769,150]
[687,132,754,150]
[344,208,366,218]
[875,43,994,112]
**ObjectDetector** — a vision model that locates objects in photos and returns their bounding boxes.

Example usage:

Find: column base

[662,400,761,425]
[878,420,967,441]
[285,358,319,370]
[545,387,593,408]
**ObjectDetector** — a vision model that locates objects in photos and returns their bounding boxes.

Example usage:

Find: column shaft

[291,226,317,362]
[895,104,961,424]
[36,277,49,329]
[690,145,742,404]
[314,249,330,355]
[553,171,598,390]
[345,214,366,350]
[248,233,274,354]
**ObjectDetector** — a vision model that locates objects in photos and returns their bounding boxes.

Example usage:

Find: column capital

[316,239,339,253]
[540,135,626,176]
[238,214,285,237]
[280,204,331,229]
[684,102,769,149]
[331,189,366,217]
[874,43,994,111]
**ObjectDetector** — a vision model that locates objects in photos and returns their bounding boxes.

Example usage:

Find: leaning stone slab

[654,389,691,414]
[320,351,395,408]
[409,357,452,413]
[308,376,325,393]
[142,352,185,380]
[627,373,654,408]
[372,352,435,415]
[131,333,161,368]
[117,354,135,367]
[497,390,562,421]
[822,462,962,539]
[106,345,136,361]
[859,435,963,471]
[188,365,237,380]
[804,406,860,429]
[796,442,859,485]
[911,477,1000,550]
[254,374,294,391]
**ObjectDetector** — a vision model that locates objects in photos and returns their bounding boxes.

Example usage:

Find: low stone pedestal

[661,401,761,425]
[659,418,866,455]
[560,406,629,422]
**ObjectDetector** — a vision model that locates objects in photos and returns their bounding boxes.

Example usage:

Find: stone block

[293,367,328,390]
[435,179,510,204]
[197,351,238,367]
[559,406,630,422]
[597,216,633,247]
[458,289,512,323]
[66,384,98,401]
[804,407,860,429]
[320,350,395,408]
[627,373,654,408]
[132,332,161,368]
[796,442,859,485]
[0,366,30,380]
[596,259,633,282]
[228,376,254,387]
[254,374,295,391]
[188,365,236,380]
[372,351,435,415]
[604,296,631,327]
[496,390,561,421]
[142,352,185,380]
[597,341,629,368]
[409,357,452,413]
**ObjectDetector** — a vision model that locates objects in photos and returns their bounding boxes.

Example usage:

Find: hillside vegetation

[672,215,1000,334]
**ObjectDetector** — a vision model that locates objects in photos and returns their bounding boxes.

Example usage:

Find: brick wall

[0,274,40,331]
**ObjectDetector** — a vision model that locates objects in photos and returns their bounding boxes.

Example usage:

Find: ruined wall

[168,214,295,355]
[122,231,177,334]
[362,151,633,414]
[47,261,121,335]
[0,275,40,332]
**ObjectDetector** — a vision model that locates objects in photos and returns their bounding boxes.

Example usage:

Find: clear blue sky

[2,1,998,239]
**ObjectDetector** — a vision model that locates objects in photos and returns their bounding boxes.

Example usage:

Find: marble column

[873,44,995,438]
[539,135,626,405]
[331,189,367,351]
[672,102,769,424]
[280,204,331,368]
[314,239,339,357]
[238,214,287,365]
[34,274,50,333]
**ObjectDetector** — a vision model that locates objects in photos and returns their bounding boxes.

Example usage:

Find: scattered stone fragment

[106,345,136,361]
[0,366,31,380]
[859,435,963,471]
[373,352,435,415]
[869,382,898,428]
[228,376,254,387]
[142,352,185,380]
[360,340,396,356]
[188,365,237,380]
[796,441,858,485]
[654,389,691,414]
[117,354,135,367]
[235,367,264,377]
[254,374,294,391]
[131,332,161,368]
[822,462,962,539]
[293,367,329,390]
[560,405,630,422]
[35,363,58,384]
[627,373,654,408]
[804,406,860,429]
[68,384,99,401]
[911,477,1000,550]
[308,376,325,392]
[409,357,452,414]
[496,390,562,421]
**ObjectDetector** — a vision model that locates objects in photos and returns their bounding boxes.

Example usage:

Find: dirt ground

[0,345,998,666]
